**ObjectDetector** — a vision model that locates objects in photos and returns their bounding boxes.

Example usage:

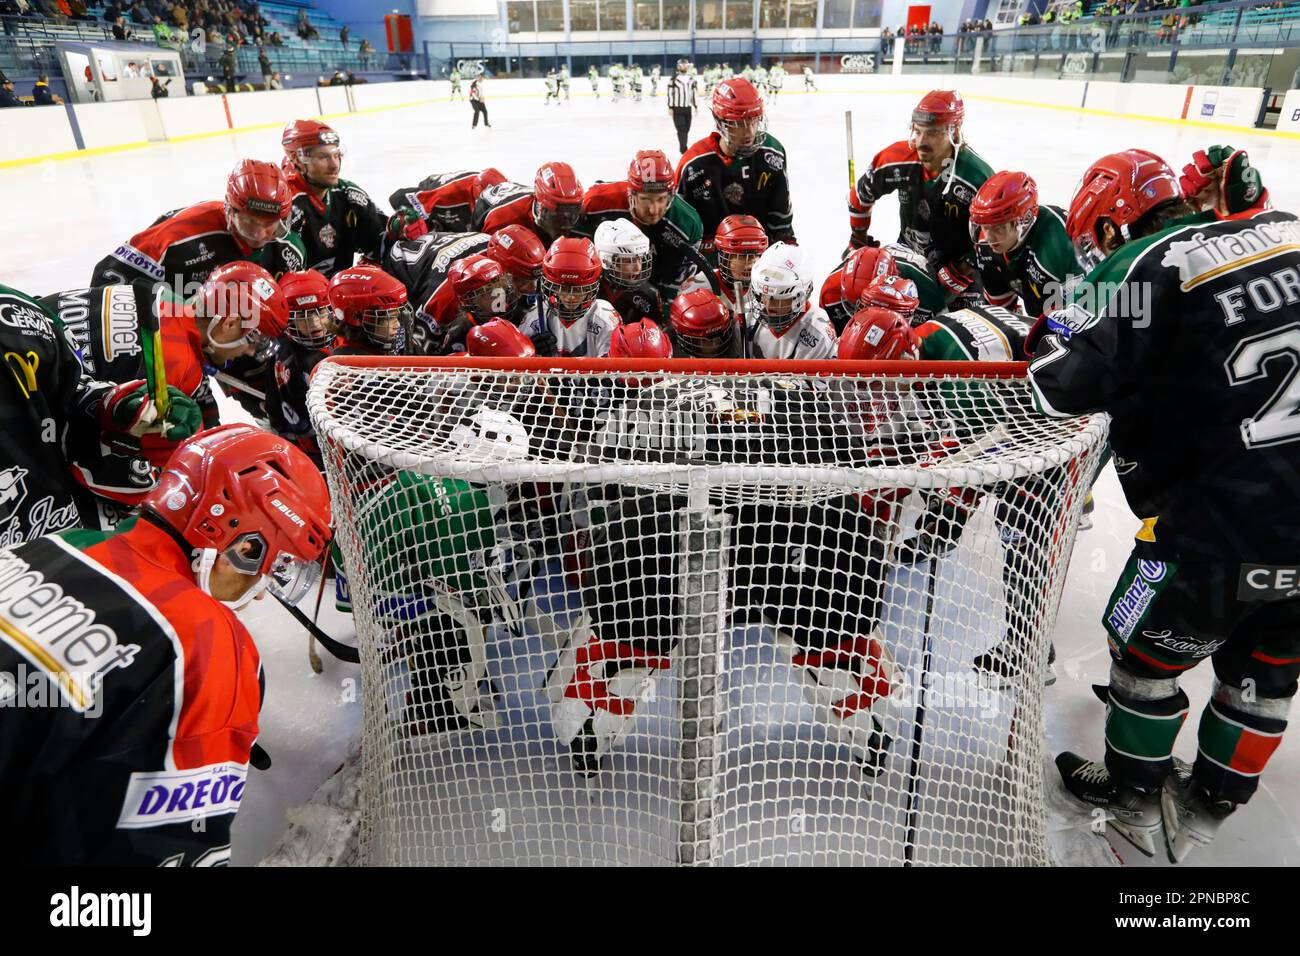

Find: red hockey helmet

[472,167,508,203]
[450,254,514,319]
[225,159,292,248]
[860,273,920,320]
[1066,149,1182,272]
[278,269,335,350]
[144,423,331,607]
[970,171,1039,253]
[912,90,964,134]
[466,318,536,359]
[712,78,766,158]
[281,119,341,159]
[670,288,739,358]
[532,161,585,237]
[486,224,546,294]
[609,318,674,360]
[541,237,602,324]
[839,246,899,305]
[839,308,920,362]
[628,149,677,226]
[197,261,288,353]
[715,214,769,288]
[329,265,412,354]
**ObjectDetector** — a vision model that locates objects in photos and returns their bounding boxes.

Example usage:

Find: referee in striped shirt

[666,58,697,154]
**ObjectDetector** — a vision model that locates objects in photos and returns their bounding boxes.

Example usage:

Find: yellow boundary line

[1,80,1295,170]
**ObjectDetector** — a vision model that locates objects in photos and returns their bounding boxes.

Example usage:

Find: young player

[630,64,643,101]
[329,266,414,357]
[846,91,993,306]
[266,269,336,465]
[594,219,661,323]
[767,61,785,98]
[0,424,331,865]
[449,67,463,100]
[559,65,571,101]
[0,284,199,547]
[466,318,537,359]
[668,287,742,358]
[802,64,816,90]
[91,159,304,288]
[1030,149,1300,862]
[544,68,560,105]
[608,317,673,360]
[472,161,585,248]
[745,242,837,360]
[388,168,507,234]
[677,78,795,253]
[519,237,621,357]
[818,246,898,333]
[281,119,422,278]
[588,64,600,98]
[970,170,1078,318]
[578,149,706,308]
[861,272,922,323]
[753,63,768,95]
[650,63,661,97]
[702,213,769,326]
[610,63,625,101]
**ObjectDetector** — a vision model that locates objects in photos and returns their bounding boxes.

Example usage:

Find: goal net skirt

[308,357,1107,866]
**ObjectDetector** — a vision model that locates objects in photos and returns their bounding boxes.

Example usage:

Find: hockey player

[768,61,785,98]
[610,63,625,101]
[668,287,743,358]
[0,284,200,547]
[1178,144,1270,220]
[560,65,571,101]
[703,213,769,326]
[754,63,768,95]
[329,266,413,357]
[91,159,304,289]
[846,90,993,306]
[970,170,1078,318]
[466,318,536,359]
[594,219,661,324]
[388,168,506,234]
[802,64,816,90]
[588,64,600,98]
[544,68,560,105]
[745,242,837,360]
[650,63,661,97]
[721,63,733,80]
[449,68,463,99]
[608,317,673,360]
[818,246,898,333]
[281,119,423,278]
[0,424,331,865]
[520,237,621,357]
[630,64,643,101]
[266,270,335,464]
[472,161,585,248]
[677,78,795,254]
[1030,148,1300,863]
[861,272,922,323]
[40,261,287,474]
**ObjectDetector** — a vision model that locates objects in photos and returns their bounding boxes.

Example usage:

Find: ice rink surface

[3,78,1298,866]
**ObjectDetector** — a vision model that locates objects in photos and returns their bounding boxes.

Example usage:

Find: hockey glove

[386,207,429,242]
[893,487,983,565]
[101,380,202,441]
[934,261,974,296]
[528,329,559,357]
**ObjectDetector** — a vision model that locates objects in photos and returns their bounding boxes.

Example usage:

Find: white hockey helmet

[448,409,531,463]
[593,218,654,289]
[748,242,812,335]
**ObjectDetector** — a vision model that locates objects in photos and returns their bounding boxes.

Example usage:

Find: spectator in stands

[150,74,170,97]
[340,23,349,48]
[129,1,150,24]
[153,14,175,46]
[68,0,91,20]
[929,21,942,53]
[257,46,271,85]
[171,2,186,29]
[0,1,23,39]
[269,30,282,46]
[359,37,374,67]
[36,0,65,22]
[297,9,318,42]
[881,26,893,54]
[0,75,22,108]
[112,15,133,40]
[206,26,224,67]
[32,74,63,105]
[220,43,235,92]
[268,71,283,90]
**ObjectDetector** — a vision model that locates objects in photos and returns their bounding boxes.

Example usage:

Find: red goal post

[307,356,1107,867]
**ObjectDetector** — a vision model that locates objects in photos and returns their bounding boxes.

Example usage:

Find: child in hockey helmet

[329,265,412,355]
[594,219,654,289]
[279,269,337,350]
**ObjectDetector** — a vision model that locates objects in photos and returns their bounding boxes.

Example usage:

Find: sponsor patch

[117,763,247,828]
[1238,564,1300,602]
[0,298,54,341]
[1106,560,1169,641]
[110,244,166,281]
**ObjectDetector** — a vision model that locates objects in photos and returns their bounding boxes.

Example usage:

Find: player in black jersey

[266,270,336,466]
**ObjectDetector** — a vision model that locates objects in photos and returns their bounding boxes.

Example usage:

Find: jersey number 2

[1226,323,1300,448]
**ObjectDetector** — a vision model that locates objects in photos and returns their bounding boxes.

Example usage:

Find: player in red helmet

[0,424,331,865]
[845,90,992,306]
[280,119,420,278]
[389,167,508,233]
[861,273,922,323]
[1032,147,1300,863]
[450,254,515,325]
[677,78,795,253]
[579,148,706,306]
[92,159,305,289]
[266,269,336,463]
[1177,145,1270,221]
[699,213,770,325]
[330,265,413,356]
[519,237,621,356]
[838,307,921,362]
[669,287,740,358]
[609,317,673,360]
[969,171,1078,318]
[819,246,899,333]
[486,223,546,308]
[466,318,536,358]
[472,162,584,246]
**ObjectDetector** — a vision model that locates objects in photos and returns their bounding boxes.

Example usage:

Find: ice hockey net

[308,356,1106,866]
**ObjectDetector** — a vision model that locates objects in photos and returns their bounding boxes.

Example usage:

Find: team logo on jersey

[0,299,53,341]
[318,224,337,250]
[724,183,745,206]
[766,152,784,172]
[0,466,28,522]
[289,205,305,230]
[117,763,248,829]
[952,183,974,203]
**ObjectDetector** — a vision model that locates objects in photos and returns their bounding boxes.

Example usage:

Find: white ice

[3,78,1298,866]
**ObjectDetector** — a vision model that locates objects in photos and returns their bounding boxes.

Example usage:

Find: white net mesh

[308,357,1107,866]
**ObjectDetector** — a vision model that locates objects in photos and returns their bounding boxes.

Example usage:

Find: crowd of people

[0,68,1294,868]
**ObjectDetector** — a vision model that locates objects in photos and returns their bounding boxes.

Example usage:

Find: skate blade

[1108,816,1159,859]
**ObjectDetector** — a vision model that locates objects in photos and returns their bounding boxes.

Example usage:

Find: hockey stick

[141,288,170,417]
[273,591,361,664]
[845,110,856,193]
[307,548,332,674]
[214,370,267,402]
[902,553,939,867]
